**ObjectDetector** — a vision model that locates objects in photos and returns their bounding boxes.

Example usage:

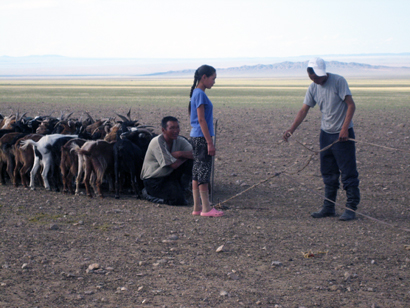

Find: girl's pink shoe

[200,208,224,217]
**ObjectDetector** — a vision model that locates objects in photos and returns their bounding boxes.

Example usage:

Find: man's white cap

[307,57,326,77]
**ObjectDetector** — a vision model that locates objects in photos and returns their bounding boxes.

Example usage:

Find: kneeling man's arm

[169,157,187,169]
[168,150,193,169]
[171,150,193,160]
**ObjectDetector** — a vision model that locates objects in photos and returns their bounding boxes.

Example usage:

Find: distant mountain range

[1,55,410,78]
[145,61,410,77]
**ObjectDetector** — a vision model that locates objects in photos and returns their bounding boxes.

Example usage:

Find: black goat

[113,128,153,199]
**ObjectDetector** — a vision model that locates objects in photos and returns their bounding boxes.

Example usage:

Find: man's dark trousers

[320,128,360,214]
[143,160,192,206]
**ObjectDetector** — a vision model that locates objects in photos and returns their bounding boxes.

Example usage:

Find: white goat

[20,134,78,190]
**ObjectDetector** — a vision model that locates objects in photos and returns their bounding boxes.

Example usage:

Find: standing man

[141,116,193,205]
[283,58,360,221]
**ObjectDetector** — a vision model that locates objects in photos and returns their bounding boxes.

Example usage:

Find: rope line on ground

[351,138,410,153]
[293,136,410,154]
[214,136,410,233]
[281,172,410,233]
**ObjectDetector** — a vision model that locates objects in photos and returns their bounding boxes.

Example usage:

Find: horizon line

[1,52,410,60]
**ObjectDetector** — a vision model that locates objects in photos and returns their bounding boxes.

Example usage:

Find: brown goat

[104,123,121,142]
[36,119,55,135]
[13,134,43,187]
[60,138,86,194]
[89,125,109,140]
[57,121,78,135]
[0,114,16,130]
[0,132,28,185]
[85,120,104,134]
[75,140,116,198]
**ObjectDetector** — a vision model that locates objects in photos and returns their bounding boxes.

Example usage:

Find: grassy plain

[1,78,410,113]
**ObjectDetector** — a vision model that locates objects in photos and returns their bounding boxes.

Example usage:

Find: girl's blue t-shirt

[190,88,214,137]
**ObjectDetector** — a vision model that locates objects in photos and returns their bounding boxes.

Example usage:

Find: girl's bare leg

[199,183,212,213]
[192,180,201,212]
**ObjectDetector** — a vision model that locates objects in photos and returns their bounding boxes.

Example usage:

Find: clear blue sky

[0,0,409,59]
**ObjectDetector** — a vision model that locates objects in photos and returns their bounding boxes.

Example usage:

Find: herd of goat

[0,110,155,199]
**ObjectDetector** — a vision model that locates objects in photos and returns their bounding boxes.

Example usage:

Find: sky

[0,0,409,59]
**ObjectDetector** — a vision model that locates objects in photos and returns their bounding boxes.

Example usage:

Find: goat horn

[91,127,100,135]
[65,111,74,120]
[85,112,95,123]
[115,113,129,122]
[136,125,155,129]
[135,128,155,136]
[127,108,131,120]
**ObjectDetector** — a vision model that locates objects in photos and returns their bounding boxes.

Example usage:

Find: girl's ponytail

[188,71,199,115]
[188,65,216,115]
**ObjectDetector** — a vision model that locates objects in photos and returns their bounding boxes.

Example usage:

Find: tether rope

[214,135,410,233]
[281,172,410,233]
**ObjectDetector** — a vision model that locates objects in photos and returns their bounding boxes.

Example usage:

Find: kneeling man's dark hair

[161,116,179,129]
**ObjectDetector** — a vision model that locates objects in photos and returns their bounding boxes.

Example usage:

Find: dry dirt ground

[0,103,409,308]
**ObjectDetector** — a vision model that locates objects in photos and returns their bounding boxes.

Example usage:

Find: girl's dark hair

[188,65,216,114]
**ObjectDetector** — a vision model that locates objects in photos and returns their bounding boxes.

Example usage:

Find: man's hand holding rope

[283,130,293,142]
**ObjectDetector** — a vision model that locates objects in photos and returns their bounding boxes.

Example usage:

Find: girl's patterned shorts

[191,137,212,185]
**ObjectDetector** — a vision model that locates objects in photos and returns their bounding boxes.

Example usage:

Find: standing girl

[189,65,224,217]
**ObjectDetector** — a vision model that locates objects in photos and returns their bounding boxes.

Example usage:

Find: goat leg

[0,161,6,185]
[6,156,15,186]
[13,161,21,187]
[83,161,93,198]
[29,157,41,190]
[41,164,52,190]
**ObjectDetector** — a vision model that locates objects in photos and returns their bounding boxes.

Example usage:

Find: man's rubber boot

[142,188,165,204]
[311,186,338,218]
[339,186,360,221]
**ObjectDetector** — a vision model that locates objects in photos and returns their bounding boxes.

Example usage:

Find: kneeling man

[141,116,193,205]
